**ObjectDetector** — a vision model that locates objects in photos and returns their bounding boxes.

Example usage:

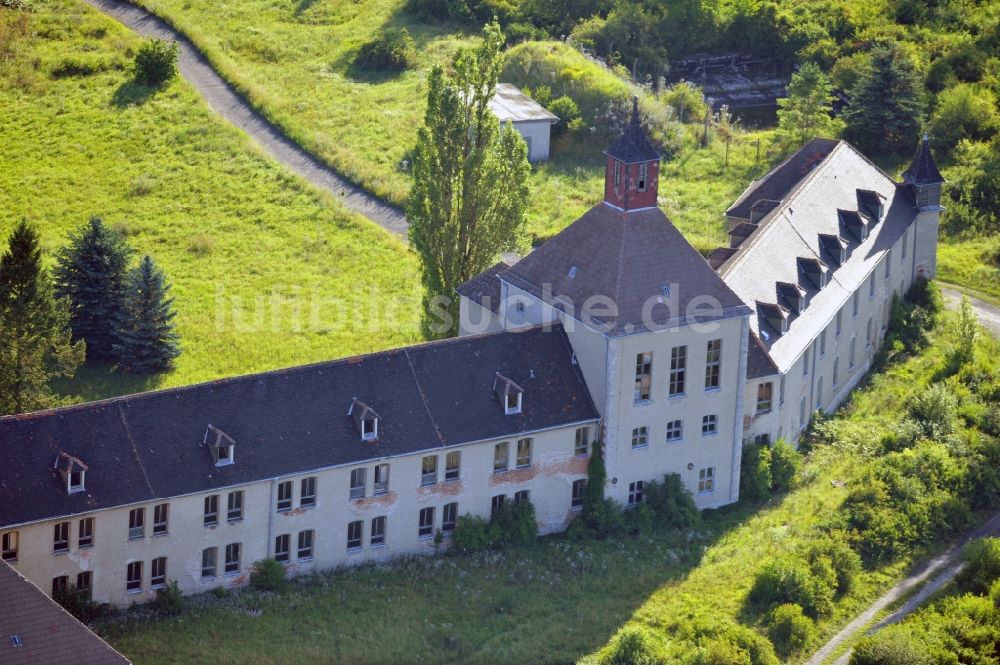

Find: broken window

[1,531,18,562]
[126,561,143,592]
[201,548,217,579]
[756,383,773,413]
[493,442,509,473]
[418,507,434,539]
[494,373,524,415]
[298,529,315,560]
[631,426,648,448]
[224,543,240,575]
[516,438,532,468]
[704,339,722,389]
[634,352,652,402]
[350,399,379,441]
[445,451,461,482]
[151,557,167,589]
[373,464,389,495]
[274,534,290,563]
[490,495,505,517]
[638,162,648,192]
[666,420,683,442]
[301,477,317,507]
[276,481,293,512]
[227,491,243,522]
[571,479,586,509]
[52,575,68,598]
[78,517,94,548]
[702,415,718,435]
[698,468,715,494]
[76,571,92,599]
[514,490,529,504]
[204,425,235,467]
[347,521,363,551]
[574,427,590,456]
[152,504,168,536]
[204,495,219,527]
[421,456,437,486]
[370,516,386,547]
[128,508,145,540]
[350,468,367,499]
[442,503,458,533]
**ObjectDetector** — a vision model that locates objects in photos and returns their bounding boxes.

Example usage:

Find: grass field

[0,0,422,404]
[96,311,999,665]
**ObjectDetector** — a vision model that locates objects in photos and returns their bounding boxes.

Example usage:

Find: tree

[54,217,132,361]
[115,256,180,374]
[0,221,85,415]
[134,38,179,86]
[928,84,999,156]
[955,295,977,366]
[406,20,531,338]
[777,62,843,148]
[843,44,925,155]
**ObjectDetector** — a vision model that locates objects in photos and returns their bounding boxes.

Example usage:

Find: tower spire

[902,134,944,187]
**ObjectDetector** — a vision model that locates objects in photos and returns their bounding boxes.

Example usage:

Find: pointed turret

[902,135,945,211]
[603,97,661,212]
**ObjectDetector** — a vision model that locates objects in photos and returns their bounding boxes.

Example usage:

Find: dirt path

[80,0,409,238]
[940,285,1000,338]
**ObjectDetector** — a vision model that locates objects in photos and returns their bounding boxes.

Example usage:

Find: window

[225,491,243,522]
[853,290,859,317]
[836,308,842,336]
[128,507,144,540]
[445,451,461,482]
[68,467,85,493]
[800,397,807,429]
[370,516,386,547]
[504,391,522,415]
[152,504,167,536]
[819,329,827,357]
[418,507,435,539]
[151,557,167,589]
[705,339,722,389]
[833,358,840,388]
[298,529,315,559]
[802,347,809,376]
[442,502,458,533]
[669,346,687,396]
[350,467,367,499]
[201,547,217,579]
[666,419,683,442]
[1,531,18,562]
[301,477,317,507]
[779,376,786,405]
[204,495,219,527]
[277,481,293,512]
[76,571,92,599]
[78,517,94,548]
[634,352,652,402]
[866,318,873,349]
[571,479,586,509]
[224,543,240,575]
[274,534,290,563]
[754,433,771,446]
[514,490,530,504]
[491,494,505,517]
[702,415,718,435]
[421,456,437,486]
[638,162,648,191]
[126,561,142,592]
[516,438,532,467]
[374,464,389,495]
[53,522,69,554]
[361,415,378,440]
[816,377,824,409]
[613,159,622,191]
[849,335,857,369]
[698,468,715,494]
[631,426,648,448]
[574,427,590,456]
[493,442,509,473]
[628,481,644,506]
[52,576,68,598]
[756,382,773,413]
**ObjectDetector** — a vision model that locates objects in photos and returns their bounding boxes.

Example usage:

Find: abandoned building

[0,104,942,607]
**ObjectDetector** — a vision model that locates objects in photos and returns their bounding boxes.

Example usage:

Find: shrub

[746,557,834,619]
[601,626,660,665]
[0,0,33,9]
[850,628,932,665]
[807,535,861,595]
[153,580,183,616]
[769,440,801,492]
[766,603,814,658]
[451,514,497,552]
[907,383,958,440]
[690,620,781,665]
[929,84,999,156]
[955,537,1000,595]
[661,81,708,124]
[583,497,628,538]
[548,95,581,137]
[740,442,772,502]
[645,473,700,528]
[250,558,288,592]
[134,38,179,86]
[492,500,538,547]
[354,27,417,72]
[54,585,102,622]
[625,503,655,535]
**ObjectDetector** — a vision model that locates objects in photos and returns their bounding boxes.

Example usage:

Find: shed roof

[489,83,558,123]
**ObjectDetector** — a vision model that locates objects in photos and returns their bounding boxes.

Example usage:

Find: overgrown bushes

[251,558,288,592]
[766,603,814,658]
[740,439,802,501]
[451,500,538,552]
[355,28,417,72]
[134,38,178,86]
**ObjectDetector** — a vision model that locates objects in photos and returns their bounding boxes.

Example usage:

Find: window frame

[152,503,168,536]
[516,438,532,468]
[274,534,290,563]
[151,556,167,590]
[1,531,18,562]
[418,507,435,539]
[300,476,317,508]
[227,491,244,523]
[490,494,506,517]
[665,419,683,442]
[571,479,586,510]
[76,571,92,599]
[701,414,718,436]
[514,490,530,504]
[574,426,590,456]
[373,464,390,496]
[493,442,509,473]
[445,451,461,482]
[370,516,386,547]
[698,467,715,494]
[631,426,648,448]
[126,561,143,593]
[298,529,315,560]
[128,507,145,541]
[276,480,293,512]
[420,456,437,486]
[634,351,652,403]
[704,339,722,390]
[53,521,69,554]
[78,517,95,548]
[442,502,458,533]
[638,161,648,192]
[52,575,69,598]
[756,382,773,414]
[669,345,687,396]
[201,547,217,579]
[627,481,645,506]
[350,467,367,499]
[204,494,219,527]
[224,543,241,576]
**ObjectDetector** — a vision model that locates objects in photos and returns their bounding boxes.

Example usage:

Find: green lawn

[938,236,1000,302]
[0,0,422,404]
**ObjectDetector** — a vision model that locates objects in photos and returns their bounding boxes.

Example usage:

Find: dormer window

[350,399,380,441]
[494,373,524,415]
[54,453,87,495]
[857,189,885,222]
[204,425,236,467]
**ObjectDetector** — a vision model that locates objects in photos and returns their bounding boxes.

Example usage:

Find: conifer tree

[777,62,844,149]
[843,44,925,156]
[0,221,85,415]
[115,256,180,374]
[53,217,132,360]
[407,20,531,338]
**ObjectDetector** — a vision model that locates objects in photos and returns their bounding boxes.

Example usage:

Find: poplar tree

[407,20,531,338]
[115,256,180,374]
[0,221,85,415]
[777,62,843,148]
[844,44,925,156]
[53,217,132,360]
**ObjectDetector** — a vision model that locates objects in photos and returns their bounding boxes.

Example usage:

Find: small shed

[489,83,558,162]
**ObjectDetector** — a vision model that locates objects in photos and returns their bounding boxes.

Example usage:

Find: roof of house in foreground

[0,561,131,665]
[489,83,558,123]
[0,325,598,528]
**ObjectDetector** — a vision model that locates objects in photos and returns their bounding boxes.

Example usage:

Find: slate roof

[489,84,558,123]
[605,98,660,164]
[719,140,919,372]
[456,260,507,314]
[727,138,840,221]
[0,562,131,665]
[901,135,945,185]
[0,326,598,528]
[746,332,780,379]
[501,203,751,336]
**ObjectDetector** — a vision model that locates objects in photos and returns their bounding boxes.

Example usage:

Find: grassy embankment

[0,0,421,404]
[98,308,1000,665]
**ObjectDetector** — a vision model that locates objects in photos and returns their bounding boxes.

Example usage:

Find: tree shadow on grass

[52,360,163,404]
[112,80,158,108]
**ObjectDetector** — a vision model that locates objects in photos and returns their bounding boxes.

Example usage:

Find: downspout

[601,336,621,497]
[729,316,750,504]
[266,478,276,557]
